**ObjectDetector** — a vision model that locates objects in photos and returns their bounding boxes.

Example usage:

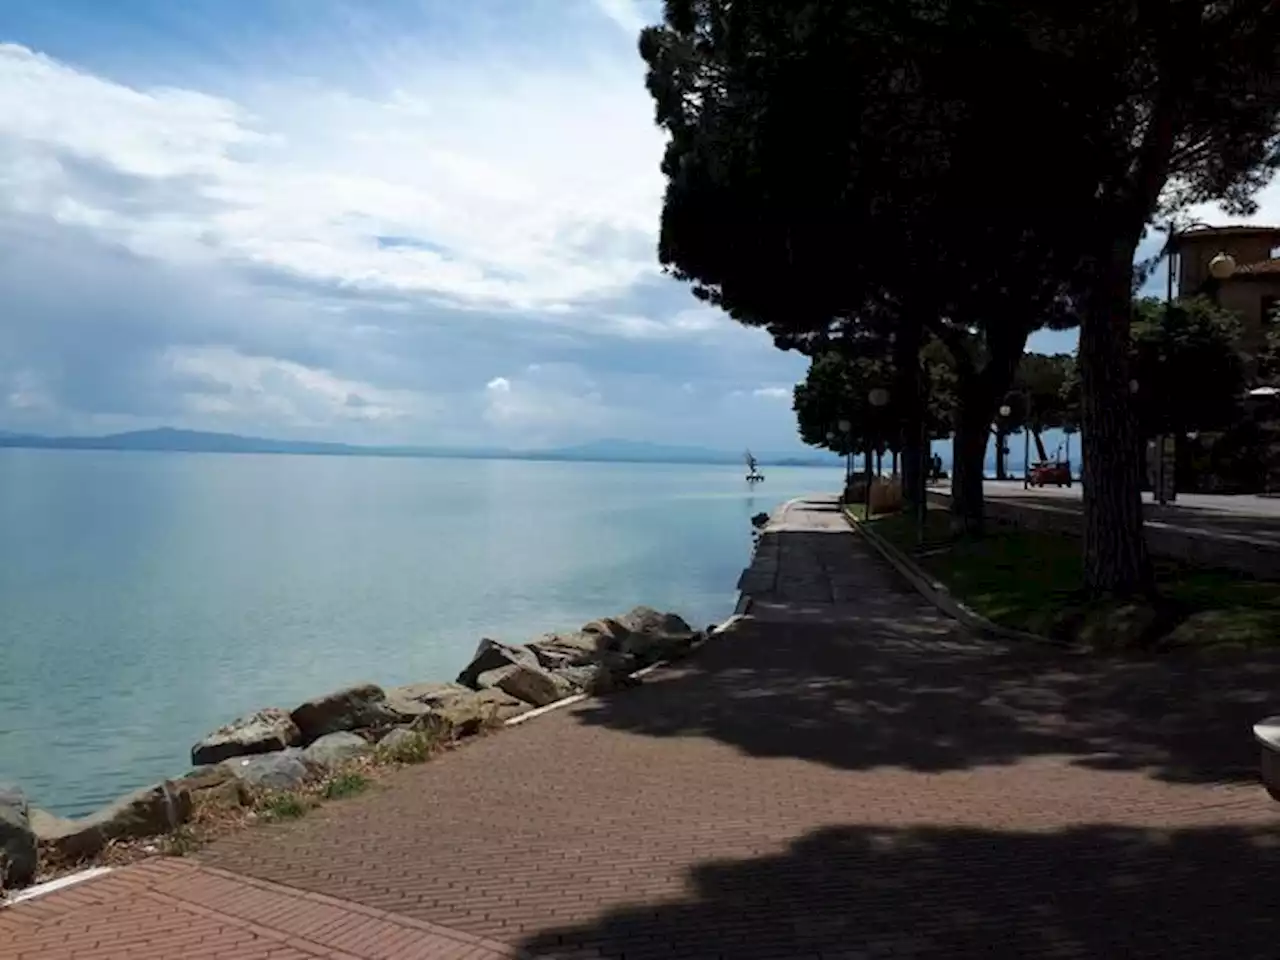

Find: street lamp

[865,389,890,517]
[1209,251,1238,280]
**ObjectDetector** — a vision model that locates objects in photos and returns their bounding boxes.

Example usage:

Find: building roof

[1178,224,1280,238]
[1233,258,1280,277]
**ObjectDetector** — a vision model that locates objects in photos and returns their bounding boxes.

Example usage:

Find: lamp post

[997,403,1012,483]
[865,388,890,518]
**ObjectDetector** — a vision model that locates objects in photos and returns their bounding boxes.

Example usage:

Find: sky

[0,1,1275,453]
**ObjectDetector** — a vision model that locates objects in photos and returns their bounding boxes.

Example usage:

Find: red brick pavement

[0,857,518,959]
[6,502,1280,959]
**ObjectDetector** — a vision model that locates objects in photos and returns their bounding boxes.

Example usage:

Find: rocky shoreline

[0,605,710,895]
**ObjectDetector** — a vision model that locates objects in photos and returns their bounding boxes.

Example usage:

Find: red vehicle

[1027,432,1073,487]
[1029,460,1072,487]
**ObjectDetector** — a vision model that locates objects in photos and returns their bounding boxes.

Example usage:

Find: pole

[1158,222,1176,505]
[1022,393,1031,489]
[864,449,873,518]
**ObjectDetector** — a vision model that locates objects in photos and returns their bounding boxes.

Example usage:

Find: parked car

[1029,460,1072,487]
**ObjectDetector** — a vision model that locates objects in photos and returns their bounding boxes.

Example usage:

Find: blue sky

[0,1,1269,452]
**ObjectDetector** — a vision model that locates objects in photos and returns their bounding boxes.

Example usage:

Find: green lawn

[857,508,1280,650]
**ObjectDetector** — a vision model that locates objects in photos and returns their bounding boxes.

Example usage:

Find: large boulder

[526,621,628,668]
[302,731,371,769]
[553,661,639,696]
[385,681,470,719]
[290,683,399,743]
[0,783,37,890]
[410,687,528,737]
[615,606,698,664]
[220,749,317,792]
[32,781,193,862]
[170,766,251,810]
[479,662,576,707]
[456,639,539,689]
[191,708,301,766]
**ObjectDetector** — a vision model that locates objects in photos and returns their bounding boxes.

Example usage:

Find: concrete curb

[733,495,810,617]
[1,866,113,909]
[844,508,1075,650]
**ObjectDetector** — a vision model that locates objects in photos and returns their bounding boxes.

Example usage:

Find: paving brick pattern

[6,496,1280,958]
[0,858,517,959]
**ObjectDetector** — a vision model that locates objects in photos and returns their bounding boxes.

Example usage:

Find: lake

[0,450,836,816]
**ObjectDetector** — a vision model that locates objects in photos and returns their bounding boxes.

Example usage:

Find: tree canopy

[1129,296,1245,438]
[642,0,1280,594]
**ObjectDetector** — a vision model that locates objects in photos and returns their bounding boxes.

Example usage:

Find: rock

[191,708,301,766]
[481,662,576,707]
[618,605,694,638]
[615,606,698,664]
[554,662,638,695]
[0,783,37,890]
[302,732,371,769]
[32,782,192,862]
[384,681,471,719]
[376,727,422,756]
[411,687,529,737]
[527,623,626,666]
[290,684,399,744]
[170,766,251,809]
[220,749,317,792]
[456,639,539,689]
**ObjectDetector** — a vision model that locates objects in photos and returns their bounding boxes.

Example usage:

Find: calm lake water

[0,450,835,816]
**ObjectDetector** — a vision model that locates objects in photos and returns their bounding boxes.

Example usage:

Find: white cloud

[752,386,792,400]
[482,363,610,443]
[165,346,432,428]
[0,40,668,312]
[0,9,820,452]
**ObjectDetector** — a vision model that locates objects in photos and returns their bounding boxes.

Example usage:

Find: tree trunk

[950,390,990,535]
[1079,244,1152,596]
[893,320,926,510]
[891,450,899,476]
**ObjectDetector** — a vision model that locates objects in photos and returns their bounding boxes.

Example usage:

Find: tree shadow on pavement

[517,822,1280,959]
[570,604,1280,786]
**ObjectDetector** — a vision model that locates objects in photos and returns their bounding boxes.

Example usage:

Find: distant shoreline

[0,428,839,469]
[0,445,836,469]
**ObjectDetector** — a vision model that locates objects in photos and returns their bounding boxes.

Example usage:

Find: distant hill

[0,427,839,468]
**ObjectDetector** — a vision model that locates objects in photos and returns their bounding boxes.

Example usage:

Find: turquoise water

[0,450,835,816]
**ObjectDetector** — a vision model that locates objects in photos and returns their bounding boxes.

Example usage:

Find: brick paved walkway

[5,495,1280,958]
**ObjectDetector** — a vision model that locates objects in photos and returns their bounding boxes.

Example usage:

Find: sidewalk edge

[845,507,1073,650]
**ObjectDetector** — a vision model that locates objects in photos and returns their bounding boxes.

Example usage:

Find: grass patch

[257,792,313,821]
[376,728,443,765]
[862,507,1280,650]
[321,772,369,800]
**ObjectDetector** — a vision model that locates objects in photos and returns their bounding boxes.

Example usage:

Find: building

[1172,224,1280,366]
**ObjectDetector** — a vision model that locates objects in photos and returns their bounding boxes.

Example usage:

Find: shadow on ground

[518,822,1280,959]
[571,589,1280,785]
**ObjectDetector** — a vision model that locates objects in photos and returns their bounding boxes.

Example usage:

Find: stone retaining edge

[844,507,1074,650]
